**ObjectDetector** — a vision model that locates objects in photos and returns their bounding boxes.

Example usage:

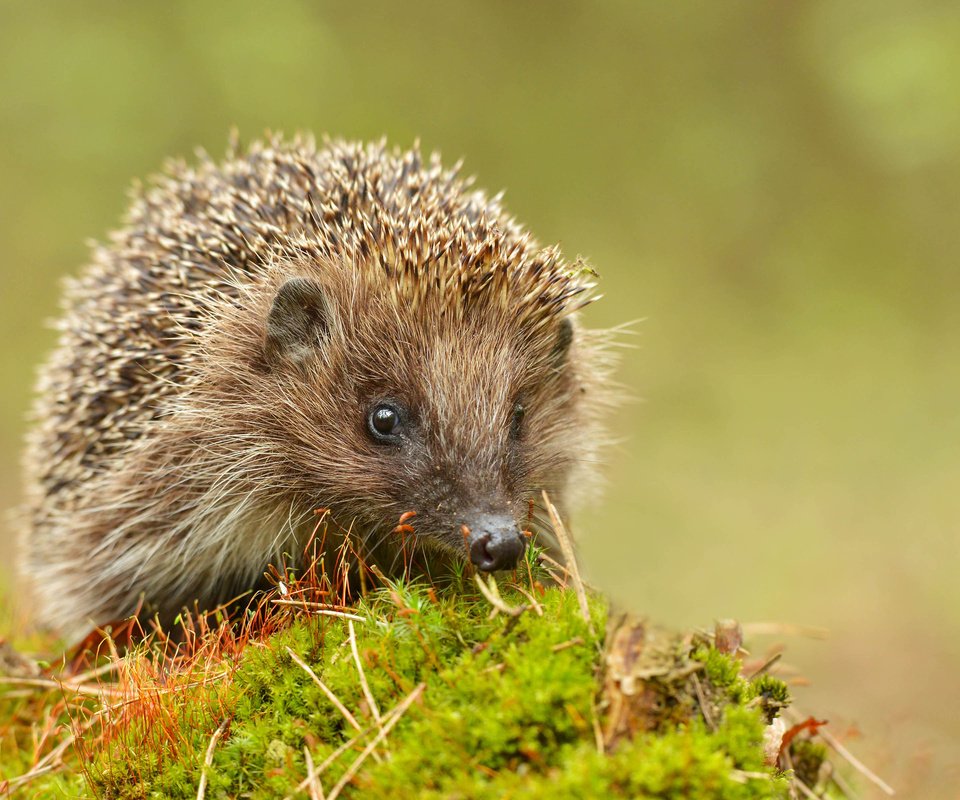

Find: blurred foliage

[0,1,957,795]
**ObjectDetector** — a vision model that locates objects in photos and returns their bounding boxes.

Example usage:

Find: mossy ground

[0,553,822,799]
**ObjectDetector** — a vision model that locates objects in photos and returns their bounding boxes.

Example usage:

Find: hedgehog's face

[261,273,586,575]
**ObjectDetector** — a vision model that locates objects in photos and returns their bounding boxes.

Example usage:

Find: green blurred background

[1,1,957,795]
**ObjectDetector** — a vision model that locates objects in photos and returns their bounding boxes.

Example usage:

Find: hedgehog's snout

[466,513,526,572]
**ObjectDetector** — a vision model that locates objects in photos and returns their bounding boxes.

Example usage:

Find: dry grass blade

[741,622,830,639]
[785,708,895,796]
[1,685,115,793]
[66,660,122,683]
[271,600,366,622]
[0,675,125,699]
[285,725,377,800]
[1,760,60,792]
[286,647,362,733]
[792,776,820,800]
[0,689,36,700]
[347,620,381,725]
[535,552,571,585]
[731,770,775,783]
[816,725,895,796]
[196,718,228,800]
[828,766,857,798]
[326,683,426,800]
[541,490,591,627]
[473,574,526,617]
[303,746,325,800]
[508,583,544,616]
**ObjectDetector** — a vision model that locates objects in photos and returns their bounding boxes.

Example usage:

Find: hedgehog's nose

[467,514,526,572]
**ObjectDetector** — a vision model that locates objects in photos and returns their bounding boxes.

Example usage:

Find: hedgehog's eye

[368,403,402,443]
[510,402,525,440]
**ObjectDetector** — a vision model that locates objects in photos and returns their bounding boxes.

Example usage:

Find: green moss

[789,738,827,789]
[4,580,793,799]
[694,646,744,691]
[689,647,790,726]
[747,675,791,723]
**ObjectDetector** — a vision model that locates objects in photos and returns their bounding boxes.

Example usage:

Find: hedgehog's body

[21,136,614,638]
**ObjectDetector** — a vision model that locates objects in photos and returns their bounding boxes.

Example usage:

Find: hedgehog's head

[243,242,610,577]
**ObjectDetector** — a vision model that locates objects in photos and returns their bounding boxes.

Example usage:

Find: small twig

[746,652,782,679]
[633,661,704,683]
[781,749,800,800]
[590,699,605,755]
[196,718,228,800]
[473,574,526,617]
[541,491,591,628]
[303,746,325,800]
[691,673,715,731]
[286,647,362,733]
[550,637,584,653]
[348,620,381,726]
[326,683,425,800]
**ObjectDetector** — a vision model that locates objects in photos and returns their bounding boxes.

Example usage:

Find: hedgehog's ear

[264,277,331,367]
[551,317,575,367]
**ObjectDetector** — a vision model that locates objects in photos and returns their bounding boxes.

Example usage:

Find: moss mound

[1,562,824,798]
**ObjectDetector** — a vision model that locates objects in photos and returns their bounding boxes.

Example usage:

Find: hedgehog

[19,135,617,639]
